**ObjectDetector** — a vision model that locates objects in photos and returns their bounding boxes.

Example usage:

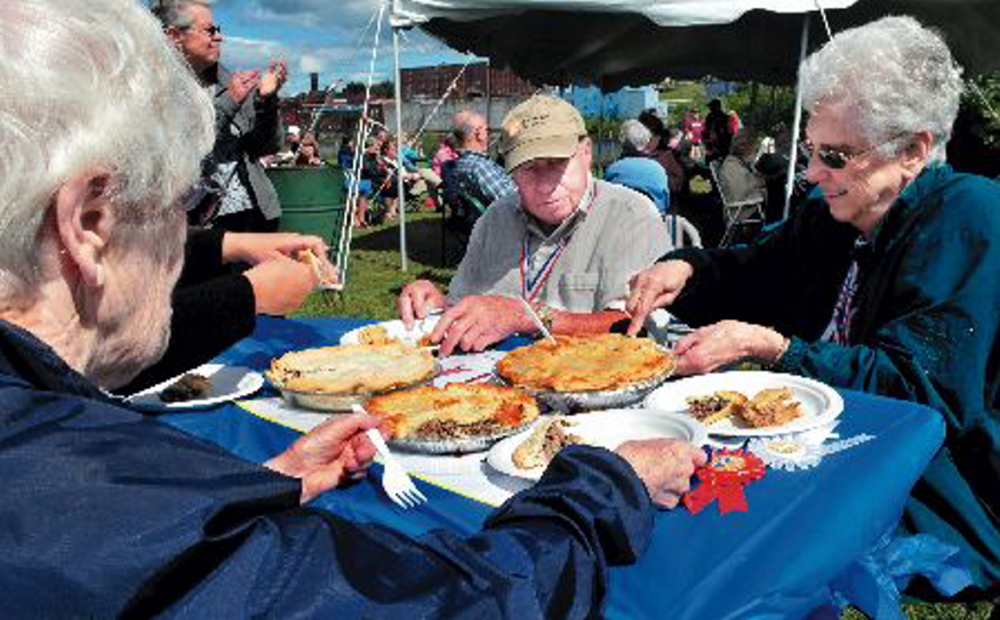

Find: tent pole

[392,25,408,272]
[486,57,492,135]
[784,14,810,220]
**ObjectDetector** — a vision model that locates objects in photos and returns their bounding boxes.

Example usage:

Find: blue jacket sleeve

[775,179,1000,433]
[149,446,654,620]
[0,385,654,620]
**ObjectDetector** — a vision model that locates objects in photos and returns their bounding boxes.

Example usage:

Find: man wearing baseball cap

[399,95,672,355]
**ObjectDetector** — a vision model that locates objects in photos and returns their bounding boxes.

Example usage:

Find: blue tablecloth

[162,316,951,619]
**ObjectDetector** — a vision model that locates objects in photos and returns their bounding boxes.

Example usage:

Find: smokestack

[310,72,319,93]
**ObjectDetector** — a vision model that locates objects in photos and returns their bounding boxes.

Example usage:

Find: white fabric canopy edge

[391,0,859,28]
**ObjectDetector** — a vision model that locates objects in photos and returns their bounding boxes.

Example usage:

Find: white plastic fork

[353,405,427,509]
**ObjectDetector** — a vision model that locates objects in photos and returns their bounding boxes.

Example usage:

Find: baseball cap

[287,125,301,137]
[500,95,587,172]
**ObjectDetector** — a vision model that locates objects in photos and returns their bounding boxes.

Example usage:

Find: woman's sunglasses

[801,134,907,170]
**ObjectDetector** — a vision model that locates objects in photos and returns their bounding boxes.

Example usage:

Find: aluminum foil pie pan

[268,362,441,413]
[388,418,537,455]
[496,348,676,414]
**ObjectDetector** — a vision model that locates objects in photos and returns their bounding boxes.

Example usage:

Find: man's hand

[228,70,259,104]
[243,254,317,315]
[427,295,534,356]
[222,231,329,265]
[264,412,381,503]
[398,279,448,329]
[672,320,788,376]
[258,60,287,98]
[625,260,695,335]
[615,438,707,509]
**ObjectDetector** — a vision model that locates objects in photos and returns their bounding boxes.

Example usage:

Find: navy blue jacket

[668,165,1000,589]
[0,321,654,618]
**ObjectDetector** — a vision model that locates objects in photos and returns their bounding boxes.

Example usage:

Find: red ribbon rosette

[684,449,766,515]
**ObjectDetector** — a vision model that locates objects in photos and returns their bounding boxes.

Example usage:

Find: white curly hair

[0,0,215,300]
[799,15,964,163]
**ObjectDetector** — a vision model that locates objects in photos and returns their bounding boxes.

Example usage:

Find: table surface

[162,316,947,620]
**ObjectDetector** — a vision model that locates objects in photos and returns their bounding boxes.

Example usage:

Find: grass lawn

[295,210,459,321]
[293,211,994,620]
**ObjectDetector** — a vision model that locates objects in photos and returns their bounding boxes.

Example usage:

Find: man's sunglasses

[801,134,906,170]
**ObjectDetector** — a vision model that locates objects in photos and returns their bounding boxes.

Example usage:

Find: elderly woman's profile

[0,2,704,616]
[629,16,1000,597]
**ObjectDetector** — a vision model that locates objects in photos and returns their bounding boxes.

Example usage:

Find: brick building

[401,62,536,100]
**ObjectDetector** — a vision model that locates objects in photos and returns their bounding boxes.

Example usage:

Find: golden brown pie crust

[496,334,675,392]
[365,383,539,440]
[266,342,435,393]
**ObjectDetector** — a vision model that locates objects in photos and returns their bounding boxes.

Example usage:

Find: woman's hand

[672,320,789,376]
[222,231,328,266]
[264,412,382,503]
[626,260,694,335]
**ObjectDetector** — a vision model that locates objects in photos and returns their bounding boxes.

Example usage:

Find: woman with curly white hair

[627,15,1000,595]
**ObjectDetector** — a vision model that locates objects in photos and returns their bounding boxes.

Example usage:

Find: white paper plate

[340,316,442,346]
[487,409,708,481]
[126,363,264,411]
[643,371,844,437]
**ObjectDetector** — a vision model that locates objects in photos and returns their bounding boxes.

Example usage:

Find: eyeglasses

[179,178,226,225]
[186,24,222,37]
[802,134,907,170]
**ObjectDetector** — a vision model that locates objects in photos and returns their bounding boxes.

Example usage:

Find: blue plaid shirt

[452,150,517,207]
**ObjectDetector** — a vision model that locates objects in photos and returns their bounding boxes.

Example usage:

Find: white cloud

[214,0,476,95]
[222,0,381,33]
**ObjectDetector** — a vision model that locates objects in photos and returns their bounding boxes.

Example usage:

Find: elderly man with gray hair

[447,110,517,209]
[153,0,286,232]
[401,96,674,356]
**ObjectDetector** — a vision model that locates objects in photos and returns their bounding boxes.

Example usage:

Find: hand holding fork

[352,405,427,509]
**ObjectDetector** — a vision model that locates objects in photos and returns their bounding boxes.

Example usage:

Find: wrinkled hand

[398,279,447,329]
[427,295,534,356]
[672,320,788,376]
[615,438,707,509]
[264,412,381,503]
[228,70,259,104]
[243,254,317,315]
[625,260,694,335]
[258,60,287,98]
[223,231,329,265]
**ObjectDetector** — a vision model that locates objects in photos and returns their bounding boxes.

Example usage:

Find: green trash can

[266,166,347,249]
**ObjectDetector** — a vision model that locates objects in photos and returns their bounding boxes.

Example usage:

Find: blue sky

[209,0,477,95]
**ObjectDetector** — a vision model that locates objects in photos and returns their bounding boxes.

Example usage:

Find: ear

[164,25,184,49]
[52,172,116,289]
[900,130,932,177]
[578,137,594,166]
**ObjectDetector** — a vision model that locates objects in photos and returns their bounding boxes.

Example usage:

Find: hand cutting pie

[428,294,535,356]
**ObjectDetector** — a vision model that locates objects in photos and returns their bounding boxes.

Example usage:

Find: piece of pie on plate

[512,416,584,470]
[365,383,539,440]
[685,391,749,425]
[496,334,675,392]
[266,342,435,393]
[743,388,802,427]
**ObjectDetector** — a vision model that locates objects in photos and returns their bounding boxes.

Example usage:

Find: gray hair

[0,0,215,300]
[454,111,485,144]
[619,120,652,154]
[150,0,212,29]
[799,15,964,163]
